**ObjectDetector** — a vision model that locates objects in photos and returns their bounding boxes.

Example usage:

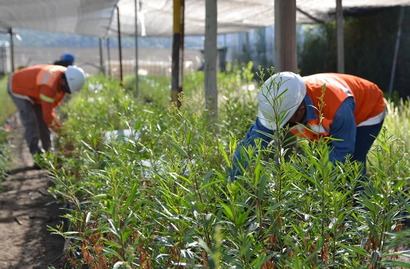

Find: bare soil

[0,124,65,269]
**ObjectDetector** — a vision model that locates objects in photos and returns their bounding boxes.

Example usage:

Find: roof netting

[1,0,410,37]
[0,0,118,36]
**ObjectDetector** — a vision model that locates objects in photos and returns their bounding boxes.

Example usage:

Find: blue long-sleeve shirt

[230,95,356,178]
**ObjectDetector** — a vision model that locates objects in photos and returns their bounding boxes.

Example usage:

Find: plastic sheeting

[111,0,410,37]
[1,0,410,37]
[0,0,117,36]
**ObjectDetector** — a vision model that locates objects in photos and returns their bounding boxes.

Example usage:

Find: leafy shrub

[44,69,410,268]
[0,75,17,125]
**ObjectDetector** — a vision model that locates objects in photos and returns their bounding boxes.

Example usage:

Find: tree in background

[299,7,410,98]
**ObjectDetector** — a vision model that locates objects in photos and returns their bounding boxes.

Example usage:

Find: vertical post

[134,0,139,96]
[205,0,218,121]
[389,6,405,98]
[171,0,184,108]
[116,5,123,83]
[336,0,345,73]
[8,28,14,72]
[107,38,112,77]
[274,0,297,73]
[274,0,297,153]
[99,38,104,75]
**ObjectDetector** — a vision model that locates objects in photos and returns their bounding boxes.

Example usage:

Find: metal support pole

[204,0,218,121]
[107,38,111,77]
[116,5,123,83]
[99,38,104,75]
[134,0,139,96]
[8,28,14,72]
[336,0,345,73]
[274,0,297,73]
[171,0,184,108]
[389,6,405,98]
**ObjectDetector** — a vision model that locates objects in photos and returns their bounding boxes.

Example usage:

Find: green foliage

[299,7,410,98]
[43,71,410,268]
[0,75,17,125]
[383,99,410,151]
[123,74,172,107]
[0,127,9,183]
[298,24,336,74]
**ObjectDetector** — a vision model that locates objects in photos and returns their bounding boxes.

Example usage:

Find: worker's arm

[328,97,356,163]
[39,85,62,134]
[229,117,274,180]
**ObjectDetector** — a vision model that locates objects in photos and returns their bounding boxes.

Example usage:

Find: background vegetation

[299,6,410,98]
[0,76,16,125]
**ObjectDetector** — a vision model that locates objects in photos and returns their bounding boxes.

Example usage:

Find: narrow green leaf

[121,182,138,215]
[217,141,231,167]
[220,203,234,221]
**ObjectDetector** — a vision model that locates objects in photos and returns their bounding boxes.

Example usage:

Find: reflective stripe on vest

[39,94,54,103]
[36,66,65,104]
[38,66,64,86]
[305,124,329,135]
[313,75,353,96]
[292,120,330,140]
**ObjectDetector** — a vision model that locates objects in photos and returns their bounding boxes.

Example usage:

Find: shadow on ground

[5,166,39,176]
[0,126,65,269]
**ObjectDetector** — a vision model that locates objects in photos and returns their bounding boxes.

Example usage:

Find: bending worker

[231,71,386,182]
[7,64,86,157]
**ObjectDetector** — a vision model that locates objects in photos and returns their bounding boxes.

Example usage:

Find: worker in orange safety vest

[230,72,386,190]
[7,64,86,158]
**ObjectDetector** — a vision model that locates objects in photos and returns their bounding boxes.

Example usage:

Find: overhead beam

[274,0,297,73]
[336,0,345,73]
[296,7,326,24]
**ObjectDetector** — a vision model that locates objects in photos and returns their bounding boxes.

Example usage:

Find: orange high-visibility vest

[290,73,386,140]
[10,65,67,128]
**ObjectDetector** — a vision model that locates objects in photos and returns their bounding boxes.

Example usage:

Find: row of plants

[43,65,410,268]
[0,76,11,186]
[0,127,9,184]
[0,75,17,125]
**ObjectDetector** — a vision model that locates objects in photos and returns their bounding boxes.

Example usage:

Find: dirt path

[0,125,64,269]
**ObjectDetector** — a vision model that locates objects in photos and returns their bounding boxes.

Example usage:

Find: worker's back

[304,73,385,125]
[11,64,66,105]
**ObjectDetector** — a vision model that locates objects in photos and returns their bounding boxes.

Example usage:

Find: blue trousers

[352,119,385,191]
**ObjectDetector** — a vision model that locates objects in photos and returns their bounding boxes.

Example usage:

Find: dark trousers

[352,119,385,192]
[7,91,51,156]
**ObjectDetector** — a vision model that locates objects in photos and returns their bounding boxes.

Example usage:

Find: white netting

[0,0,117,36]
[1,0,410,37]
